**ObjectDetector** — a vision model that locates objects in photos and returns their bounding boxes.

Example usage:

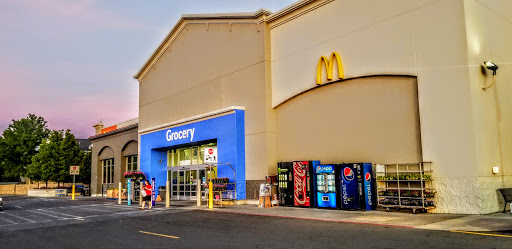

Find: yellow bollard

[72,185,75,200]
[208,181,213,209]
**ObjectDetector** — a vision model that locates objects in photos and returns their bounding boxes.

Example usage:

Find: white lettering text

[165,128,196,142]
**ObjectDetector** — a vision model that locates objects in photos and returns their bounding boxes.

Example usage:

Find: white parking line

[100,204,139,210]
[112,210,150,215]
[1,212,38,223]
[0,215,18,225]
[68,206,115,213]
[36,209,83,218]
[28,210,67,219]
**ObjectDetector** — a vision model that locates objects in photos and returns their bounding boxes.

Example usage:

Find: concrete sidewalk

[188,204,512,233]
[100,197,512,233]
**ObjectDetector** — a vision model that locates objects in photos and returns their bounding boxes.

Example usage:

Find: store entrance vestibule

[167,142,217,200]
[169,166,201,200]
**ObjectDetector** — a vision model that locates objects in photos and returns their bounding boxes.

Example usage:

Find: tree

[28,130,63,187]
[0,114,50,181]
[27,130,82,187]
[55,130,82,184]
[80,151,92,185]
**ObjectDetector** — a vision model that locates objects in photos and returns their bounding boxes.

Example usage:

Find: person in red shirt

[140,180,152,210]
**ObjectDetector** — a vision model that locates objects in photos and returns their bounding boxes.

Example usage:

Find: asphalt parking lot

[0,196,174,232]
[0,196,511,249]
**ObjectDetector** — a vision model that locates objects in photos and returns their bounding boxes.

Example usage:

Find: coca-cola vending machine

[293,161,319,208]
[278,162,294,206]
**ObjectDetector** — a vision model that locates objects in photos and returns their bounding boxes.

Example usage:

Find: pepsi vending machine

[278,162,294,206]
[338,163,374,211]
[293,161,319,208]
[315,165,337,208]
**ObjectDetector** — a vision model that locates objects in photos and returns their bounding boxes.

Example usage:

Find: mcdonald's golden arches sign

[316,52,344,85]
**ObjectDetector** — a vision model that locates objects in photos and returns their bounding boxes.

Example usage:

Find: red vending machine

[293,161,319,208]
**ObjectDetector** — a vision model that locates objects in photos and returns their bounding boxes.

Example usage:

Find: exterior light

[492,166,500,174]
[482,61,498,90]
[484,61,498,75]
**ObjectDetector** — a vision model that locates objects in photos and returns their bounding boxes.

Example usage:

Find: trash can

[158,186,166,201]
[81,187,90,196]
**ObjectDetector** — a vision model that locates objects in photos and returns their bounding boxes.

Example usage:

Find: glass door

[170,167,201,200]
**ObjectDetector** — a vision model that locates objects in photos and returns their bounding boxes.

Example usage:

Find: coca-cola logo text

[293,163,307,205]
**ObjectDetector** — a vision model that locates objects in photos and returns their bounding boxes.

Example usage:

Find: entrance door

[170,167,204,200]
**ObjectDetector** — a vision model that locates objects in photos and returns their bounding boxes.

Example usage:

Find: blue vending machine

[315,165,337,208]
[362,163,374,211]
[339,163,374,211]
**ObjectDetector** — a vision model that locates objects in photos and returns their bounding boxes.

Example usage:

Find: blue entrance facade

[139,110,246,200]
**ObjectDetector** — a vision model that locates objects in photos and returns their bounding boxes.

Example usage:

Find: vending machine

[315,165,337,208]
[362,163,375,211]
[338,163,374,210]
[293,161,319,208]
[278,162,294,206]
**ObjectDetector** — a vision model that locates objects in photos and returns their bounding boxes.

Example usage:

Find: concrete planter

[28,188,68,197]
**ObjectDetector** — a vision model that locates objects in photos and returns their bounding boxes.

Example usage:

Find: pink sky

[0,0,295,138]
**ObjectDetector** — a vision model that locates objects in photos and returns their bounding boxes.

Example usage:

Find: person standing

[140,180,152,210]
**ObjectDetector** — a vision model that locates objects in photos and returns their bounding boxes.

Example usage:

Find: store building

[134,0,512,214]
[89,119,138,196]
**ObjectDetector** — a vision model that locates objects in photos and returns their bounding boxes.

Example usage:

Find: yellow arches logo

[316,52,344,85]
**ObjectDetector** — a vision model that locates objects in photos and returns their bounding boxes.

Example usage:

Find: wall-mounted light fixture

[159,159,163,164]
[482,61,499,90]
[492,166,500,174]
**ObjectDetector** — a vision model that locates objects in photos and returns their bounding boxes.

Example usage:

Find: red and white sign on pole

[204,147,217,163]
[70,166,80,175]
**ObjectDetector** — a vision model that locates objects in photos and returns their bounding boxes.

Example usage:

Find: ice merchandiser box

[315,165,337,208]
[278,162,294,206]
[338,163,374,210]
[293,161,319,208]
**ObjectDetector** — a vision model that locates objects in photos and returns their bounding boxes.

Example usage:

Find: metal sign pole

[70,166,79,200]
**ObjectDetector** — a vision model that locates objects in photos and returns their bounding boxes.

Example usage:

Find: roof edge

[265,0,316,23]
[89,123,138,141]
[133,9,272,81]
[139,106,245,134]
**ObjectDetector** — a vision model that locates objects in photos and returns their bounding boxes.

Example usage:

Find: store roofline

[89,123,138,141]
[133,1,329,81]
[133,9,272,81]
[138,106,245,135]
[265,0,316,23]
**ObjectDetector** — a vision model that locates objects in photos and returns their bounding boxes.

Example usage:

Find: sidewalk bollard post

[208,181,213,209]
[197,179,201,207]
[166,180,170,208]
[118,182,122,205]
[71,174,76,200]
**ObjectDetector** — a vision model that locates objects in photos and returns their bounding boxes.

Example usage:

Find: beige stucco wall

[269,0,512,214]
[138,20,276,180]
[90,127,138,195]
[457,0,512,213]
[276,76,422,164]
